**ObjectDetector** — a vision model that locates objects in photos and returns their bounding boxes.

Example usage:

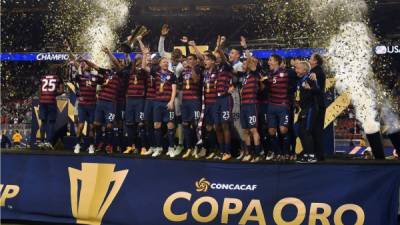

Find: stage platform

[1,150,400,225]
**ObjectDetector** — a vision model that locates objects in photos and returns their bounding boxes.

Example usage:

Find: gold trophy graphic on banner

[68,163,128,225]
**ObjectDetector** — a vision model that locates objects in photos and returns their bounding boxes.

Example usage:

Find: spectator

[1,131,12,149]
[12,130,23,147]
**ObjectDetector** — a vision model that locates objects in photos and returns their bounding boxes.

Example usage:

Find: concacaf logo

[195,177,211,192]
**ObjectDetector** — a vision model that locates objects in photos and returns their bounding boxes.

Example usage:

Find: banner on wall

[1,153,400,225]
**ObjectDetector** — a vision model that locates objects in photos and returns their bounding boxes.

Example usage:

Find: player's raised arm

[102,46,123,71]
[189,40,204,62]
[158,24,170,58]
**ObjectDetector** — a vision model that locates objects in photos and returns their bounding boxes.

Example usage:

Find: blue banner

[1,153,400,225]
[0,52,136,62]
[0,49,326,62]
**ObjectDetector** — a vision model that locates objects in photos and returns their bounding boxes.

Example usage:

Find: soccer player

[143,51,177,157]
[123,35,148,155]
[295,61,321,163]
[240,57,262,162]
[158,24,185,155]
[81,50,121,154]
[202,53,219,159]
[180,54,203,158]
[73,60,101,154]
[265,54,290,161]
[38,63,64,149]
[214,36,234,161]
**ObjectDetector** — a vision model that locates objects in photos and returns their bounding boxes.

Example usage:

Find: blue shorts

[181,100,201,123]
[94,100,116,124]
[78,104,95,124]
[125,97,144,124]
[153,101,175,123]
[39,103,57,122]
[258,103,268,126]
[240,104,258,129]
[144,99,155,121]
[215,95,233,124]
[204,104,217,125]
[267,104,289,128]
[115,102,125,122]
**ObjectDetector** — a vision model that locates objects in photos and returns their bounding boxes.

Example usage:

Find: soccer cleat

[74,143,81,154]
[182,149,192,159]
[242,154,252,162]
[213,153,222,160]
[95,143,104,152]
[140,147,147,155]
[195,147,207,159]
[88,145,95,154]
[251,156,262,163]
[123,146,134,154]
[307,154,317,163]
[206,152,215,160]
[143,147,154,156]
[296,155,308,163]
[105,145,113,154]
[37,142,45,149]
[45,142,54,150]
[265,151,274,160]
[168,147,177,158]
[151,147,162,157]
[222,153,232,161]
[236,151,245,160]
[174,145,184,157]
[166,147,174,156]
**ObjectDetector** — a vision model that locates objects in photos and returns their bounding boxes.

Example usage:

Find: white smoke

[327,22,380,134]
[79,0,130,68]
[381,99,400,134]
[308,0,381,134]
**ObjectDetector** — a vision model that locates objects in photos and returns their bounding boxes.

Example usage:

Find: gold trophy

[134,76,138,85]
[120,25,149,53]
[206,82,210,93]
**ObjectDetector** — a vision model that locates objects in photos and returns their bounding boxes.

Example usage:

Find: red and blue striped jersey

[216,63,233,96]
[39,74,62,104]
[181,65,202,101]
[97,68,120,103]
[241,72,259,104]
[126,69,146,98]
[203,68,218,105]
[76,72,99,105]
[267,67,289,106]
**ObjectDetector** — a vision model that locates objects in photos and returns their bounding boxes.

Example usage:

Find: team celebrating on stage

[38,24,326,163]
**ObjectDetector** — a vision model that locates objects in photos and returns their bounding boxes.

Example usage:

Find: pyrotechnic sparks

[46,0,131,67]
